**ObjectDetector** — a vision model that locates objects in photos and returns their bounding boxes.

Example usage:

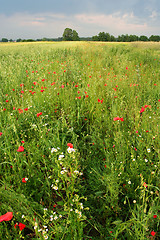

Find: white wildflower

[51,148,58,153]
[34,222,38,230]
[52,185,58,190]
[67,147,75,153]
[54,215,58,220]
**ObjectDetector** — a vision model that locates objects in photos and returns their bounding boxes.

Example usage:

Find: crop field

[0,41,159,239]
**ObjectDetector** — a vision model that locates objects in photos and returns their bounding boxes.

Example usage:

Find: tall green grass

[0,41,159,239]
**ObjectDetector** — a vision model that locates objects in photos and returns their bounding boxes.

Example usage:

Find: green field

[0,41,159,239]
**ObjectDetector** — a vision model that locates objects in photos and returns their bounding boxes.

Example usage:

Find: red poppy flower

[113,117,124,121]
[140,107,145,113]
[98,99,103,103]
[67,143,73,148]
[0,212,13,222]
[158,99,160,102]
[21,91,24,94]
[153,215,157,218]
[40,90,44,92]
[0,132,2,136]
[17,146,24,152]
[18,108,23,114]
[24,108,28,111]
[151,231,156,236]
[113,117,119,121]
[37,112,42,117]
[18,223,26,231]
[22,178,27,183]
[119,118,124,121]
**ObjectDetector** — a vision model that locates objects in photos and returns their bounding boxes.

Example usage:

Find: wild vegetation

[0,41,159,239]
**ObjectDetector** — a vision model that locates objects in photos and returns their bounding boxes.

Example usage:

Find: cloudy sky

[0,0,160,39]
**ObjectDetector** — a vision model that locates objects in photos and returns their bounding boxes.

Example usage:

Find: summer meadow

[0,40,159,239]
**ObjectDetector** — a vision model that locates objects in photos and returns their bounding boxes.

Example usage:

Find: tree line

[92,32,160,42]
[0,28,160,42]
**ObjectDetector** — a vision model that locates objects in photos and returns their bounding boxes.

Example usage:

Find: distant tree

[9,39,13,42]
[110,35,116,42]
[105,32,111,41]
[117,34,132,42]
[97,32,111,41]
[92,35,99,41]
[149,35,160,42]
[16,38,22,42]
[98,32,107,41]
[2,38,8,42]
[72,30,80,41]
[117,35,122,42]
[129,35,139,42]
[62,28,79,41]
[139,35,148,41]
[63,28,73,41]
